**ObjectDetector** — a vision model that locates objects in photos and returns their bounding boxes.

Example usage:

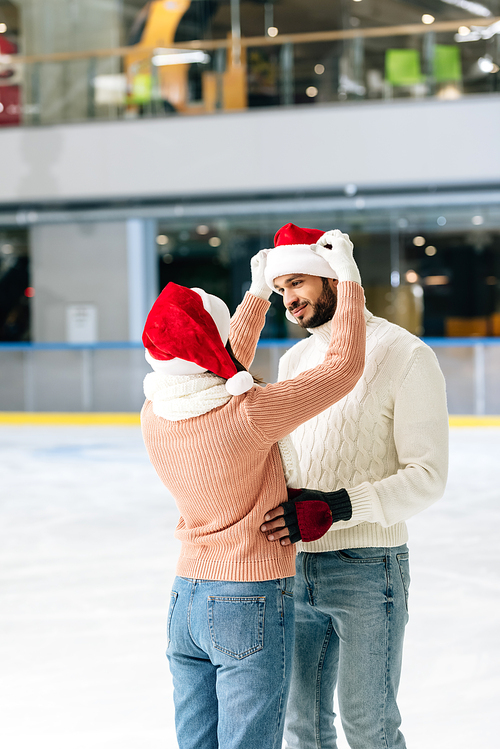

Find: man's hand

[261,487,352,545]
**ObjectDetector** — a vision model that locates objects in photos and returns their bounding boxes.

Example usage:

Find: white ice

[0,426,499,749]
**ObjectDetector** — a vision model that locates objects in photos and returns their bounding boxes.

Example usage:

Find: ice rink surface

[1,425,499,749]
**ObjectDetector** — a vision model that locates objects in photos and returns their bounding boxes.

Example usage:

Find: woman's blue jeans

[167,575,295,749]
[284,546,410,749]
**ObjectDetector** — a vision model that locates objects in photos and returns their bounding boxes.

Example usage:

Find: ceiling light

[437,216,447,226]
[344,183,358,196]
[306,86,318,97]
[0,23,7,33]
[422,14,435,24]
[413,236,426,247]
[425,275,449,285]
[314,64,325,75]
[477,56,499,73]
[196,225,209,235]
[267,27,279,38]
[209,237,221,247]
[472,215,484,225]
[406,270,419,283]
[152,49,210,66]
[437,84,461,100]
[156,234,169,245]
[1,243,13,254]
[425,246,437,256]
[440,0,491,17]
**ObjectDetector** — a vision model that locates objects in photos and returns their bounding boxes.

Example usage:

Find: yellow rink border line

[1,413,500,427]
[449,415,500,427]
[0,412,141,425]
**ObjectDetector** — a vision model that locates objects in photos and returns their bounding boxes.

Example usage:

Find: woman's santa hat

[264,222,338,290]
[142,283,254,396]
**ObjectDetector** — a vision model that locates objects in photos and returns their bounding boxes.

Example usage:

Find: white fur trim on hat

[145,349,207,375]
[264,244,338,290]
[145,289,231,375]
[225,370,254,396]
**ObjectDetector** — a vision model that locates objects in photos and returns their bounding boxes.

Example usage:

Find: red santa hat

[264,222,338,289]
[142,283,253,396]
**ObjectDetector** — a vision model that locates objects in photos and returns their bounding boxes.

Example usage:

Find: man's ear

[328,279,339,292]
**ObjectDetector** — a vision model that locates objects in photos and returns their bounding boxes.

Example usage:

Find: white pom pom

[225,371,254,396]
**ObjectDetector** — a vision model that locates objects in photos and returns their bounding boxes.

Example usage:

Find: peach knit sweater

[141,281,365,582]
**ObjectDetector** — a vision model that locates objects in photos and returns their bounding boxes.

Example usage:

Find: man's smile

[289,301,309,317]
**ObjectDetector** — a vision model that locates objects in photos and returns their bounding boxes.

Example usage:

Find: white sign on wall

[66,304,98,344]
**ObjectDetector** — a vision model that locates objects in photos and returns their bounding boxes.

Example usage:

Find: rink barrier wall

[1,339,500,416]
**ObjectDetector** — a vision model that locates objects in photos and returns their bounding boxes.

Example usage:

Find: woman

[141,231,365,749]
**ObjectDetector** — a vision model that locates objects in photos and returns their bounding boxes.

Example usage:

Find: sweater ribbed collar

[307,307,372,352]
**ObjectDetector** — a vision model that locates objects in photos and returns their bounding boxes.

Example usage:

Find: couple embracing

[141,224,448,749]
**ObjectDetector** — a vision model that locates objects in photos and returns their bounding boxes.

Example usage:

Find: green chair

[433,45,462,82]
[385,49,424,86]
[130,72,152,105]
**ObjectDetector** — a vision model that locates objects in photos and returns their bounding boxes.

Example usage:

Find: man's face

[273,274,338,328]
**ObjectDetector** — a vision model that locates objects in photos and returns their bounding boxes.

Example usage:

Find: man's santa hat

[264,222,338,290]
[142,283,253,396]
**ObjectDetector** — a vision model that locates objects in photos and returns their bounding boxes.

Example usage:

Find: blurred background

[0,0,500,413]
[1,5,499,749]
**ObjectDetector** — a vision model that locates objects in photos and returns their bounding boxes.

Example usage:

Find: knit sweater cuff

[347,483,377,523]
[238,292,271,317]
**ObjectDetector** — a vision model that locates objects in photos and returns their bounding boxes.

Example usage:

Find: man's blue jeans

[167,575,295,749]
[284,546,410,749]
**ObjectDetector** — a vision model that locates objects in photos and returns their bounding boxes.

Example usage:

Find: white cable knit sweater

[278,309,449,552]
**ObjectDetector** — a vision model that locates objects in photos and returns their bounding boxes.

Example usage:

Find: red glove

[280,487,352,543]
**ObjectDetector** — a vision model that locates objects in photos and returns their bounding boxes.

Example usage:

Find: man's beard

[293,279,337,329]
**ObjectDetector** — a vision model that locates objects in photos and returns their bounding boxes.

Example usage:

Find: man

[260,223,449,749]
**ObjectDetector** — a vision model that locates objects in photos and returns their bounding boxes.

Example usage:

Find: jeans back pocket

[208,596,265,660]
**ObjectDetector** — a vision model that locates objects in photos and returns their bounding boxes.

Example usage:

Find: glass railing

[1,17,500,128]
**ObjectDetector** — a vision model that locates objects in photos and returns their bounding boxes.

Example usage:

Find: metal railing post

[31,62,41,125]
[87,57,97,119]
[280,43,294,106]
[214,47,225,109]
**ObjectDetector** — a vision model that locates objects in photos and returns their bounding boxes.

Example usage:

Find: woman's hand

[313,229,361,284]
[249,249,273,300]
[261,505,292,546]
